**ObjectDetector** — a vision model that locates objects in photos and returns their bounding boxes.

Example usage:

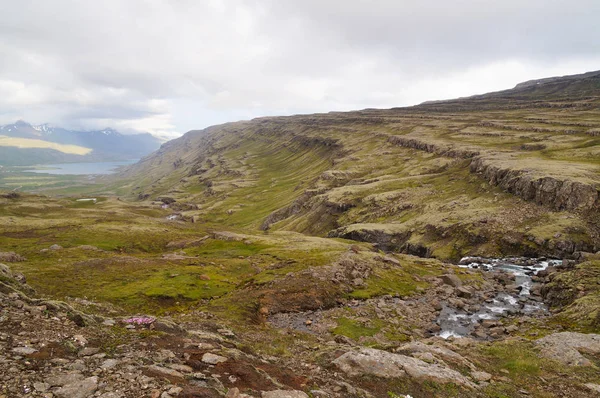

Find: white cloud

[0,0,598,137]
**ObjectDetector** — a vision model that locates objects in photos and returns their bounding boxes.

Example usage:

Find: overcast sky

[1,0,599,138]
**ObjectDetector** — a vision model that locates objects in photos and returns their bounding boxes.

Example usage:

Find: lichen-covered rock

[333,348,476,388]
[54,376,98,398]
[0,252,26,262]
[535,332,600,366]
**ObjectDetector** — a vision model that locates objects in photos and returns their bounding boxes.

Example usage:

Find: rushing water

[438,257,562,339]
[24,159,138,175]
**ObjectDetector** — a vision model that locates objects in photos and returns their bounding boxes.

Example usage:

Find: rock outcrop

[388,136,480,159]
[333,348,477,388]
[388,135,599,212]
[470,157,599,211]
[535,332,600,366]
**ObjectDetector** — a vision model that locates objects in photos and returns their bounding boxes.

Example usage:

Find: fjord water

[24,159,138,175]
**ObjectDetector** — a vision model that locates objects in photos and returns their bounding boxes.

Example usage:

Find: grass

[483,343,542,377]
[332,317,382,339]
[348,263,434,299]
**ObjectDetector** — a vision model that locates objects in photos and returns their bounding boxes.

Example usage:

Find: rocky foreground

[3,258,600,398]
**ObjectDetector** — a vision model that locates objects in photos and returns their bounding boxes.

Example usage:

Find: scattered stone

[0,252,26,262]
[456,286,473,298]
[78,347,100,356]
[33,382,50,392]
[100,359,120,369]
[202,353,228,365]
[145,365,184,380]
[441,274,462,287]
[225,388,240,398]
[47,372,85,387]
[72,335,88,346]
[54,376,98,398]
[153,319,183,334]
[261,391,310,398]
[472,371,492,382]
[505,325,519,333]
[168,363,193,373]
[217,328,235,337]
[585,383,600,393]
[168,386,183,395]
[12,346,38,355]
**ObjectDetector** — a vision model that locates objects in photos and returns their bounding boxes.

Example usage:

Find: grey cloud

[0,0,598,137]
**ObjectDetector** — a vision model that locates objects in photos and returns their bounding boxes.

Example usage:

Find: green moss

[482,342,543,378]
[349,260,439,299]
[332,317,382,339]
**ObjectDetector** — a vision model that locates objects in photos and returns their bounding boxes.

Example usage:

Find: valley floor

[1,193,600,397]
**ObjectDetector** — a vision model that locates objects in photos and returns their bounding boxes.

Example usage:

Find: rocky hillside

[113,71,600,262]
[3,198,600,397]
[3,197,600,398]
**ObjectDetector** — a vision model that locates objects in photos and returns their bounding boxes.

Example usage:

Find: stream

[438,257,562,339]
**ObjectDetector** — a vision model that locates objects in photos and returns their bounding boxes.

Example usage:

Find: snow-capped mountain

[0,121,163,166]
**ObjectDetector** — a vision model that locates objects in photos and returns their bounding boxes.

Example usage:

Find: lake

[24,159,139,175]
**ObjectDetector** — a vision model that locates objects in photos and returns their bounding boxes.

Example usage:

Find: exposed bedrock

[388,136,480,159]
[328,223,597,261]
[469,157,599,212]
[389,135,599,212]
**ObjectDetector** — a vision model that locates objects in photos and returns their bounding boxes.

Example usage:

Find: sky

[1,0,599,139]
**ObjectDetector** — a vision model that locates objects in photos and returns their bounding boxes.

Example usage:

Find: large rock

[47,372,85,387]
[202,352,228,365]
[333,348,475,388]
[12,346,38,355]
[54,376,98,398]
[396,342,475,370]
[145,365,184,380]
[536,332,600,366]
[0,252,26,262]
[441,274,462,287]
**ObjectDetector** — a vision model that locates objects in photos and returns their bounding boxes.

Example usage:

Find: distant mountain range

[0,121,163,166]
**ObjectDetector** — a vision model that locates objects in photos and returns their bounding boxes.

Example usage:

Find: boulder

[145,365,184,381]
[396,342,475,370]
[456,286,473,298]
[0,252,26,262]
[202,352,228,365]
[54,376,98,398]
[12,346,38,355]
[441,274,462,287]
[535,332,600,366]
[585,383,600,393]
[472,371,492,382]
[47,372,85,387]
[333,348,475,388]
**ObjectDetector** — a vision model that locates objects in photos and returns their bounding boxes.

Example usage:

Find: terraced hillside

[3,71,600,398]
[114,70,600,261]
